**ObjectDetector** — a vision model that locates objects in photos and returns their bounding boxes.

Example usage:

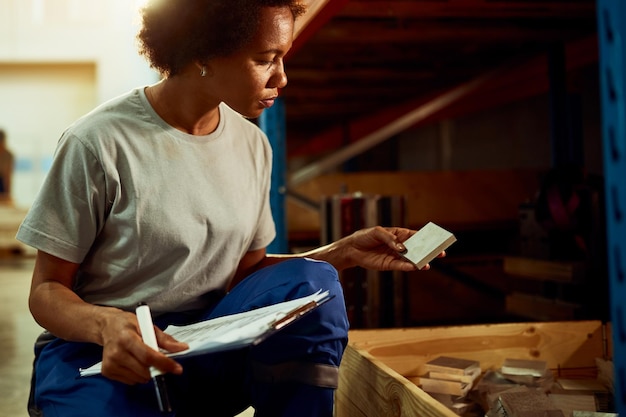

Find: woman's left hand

[339,226,444,271]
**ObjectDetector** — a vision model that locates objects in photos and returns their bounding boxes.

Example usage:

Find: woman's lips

[260,97,276,108]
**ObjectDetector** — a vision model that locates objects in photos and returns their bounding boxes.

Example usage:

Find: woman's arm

[230,226,436,290]
[293,226,420,271]
[29,251,187,384]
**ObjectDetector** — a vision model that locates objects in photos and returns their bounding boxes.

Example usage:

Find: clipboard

[79,290,333,377]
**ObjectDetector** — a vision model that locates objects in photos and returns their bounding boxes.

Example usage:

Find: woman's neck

[146,77,220,136]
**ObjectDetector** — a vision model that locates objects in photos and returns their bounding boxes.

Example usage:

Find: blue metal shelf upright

[597,1,626,414]
[258,97,288,254]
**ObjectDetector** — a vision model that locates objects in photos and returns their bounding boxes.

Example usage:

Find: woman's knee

[225,258,342,307]
[273,258,342,294]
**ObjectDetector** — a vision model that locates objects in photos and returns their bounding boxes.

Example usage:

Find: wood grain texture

[346,321,605,381]
[428,371,480,384]
[287,170,541,233]
[337,346,454,417]
[413,376,471,397]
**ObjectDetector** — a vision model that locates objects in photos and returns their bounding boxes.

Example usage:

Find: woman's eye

[257,58,275,66]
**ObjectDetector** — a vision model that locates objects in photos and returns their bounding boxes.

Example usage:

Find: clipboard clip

[252,294,335,346]
[272,301,318,331]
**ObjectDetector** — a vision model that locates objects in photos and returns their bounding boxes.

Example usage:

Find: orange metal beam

[290,0,350,56]
[288,35,598,159]
[340,0,595,19]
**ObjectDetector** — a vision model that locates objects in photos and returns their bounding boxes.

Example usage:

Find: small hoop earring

[200,66,207,77]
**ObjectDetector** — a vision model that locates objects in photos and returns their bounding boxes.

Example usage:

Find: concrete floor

[0,257,42,417]
[0,257,254,417]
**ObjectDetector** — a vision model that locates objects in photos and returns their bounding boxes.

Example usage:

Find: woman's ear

[196,61,212,77]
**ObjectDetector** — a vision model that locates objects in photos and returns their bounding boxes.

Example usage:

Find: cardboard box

[336,321,611,417]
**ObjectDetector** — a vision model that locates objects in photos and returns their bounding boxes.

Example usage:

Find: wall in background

[0,0,158,208]
[0,63,96,207]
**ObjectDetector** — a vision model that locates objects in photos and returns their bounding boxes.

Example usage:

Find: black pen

[136,302,172,413]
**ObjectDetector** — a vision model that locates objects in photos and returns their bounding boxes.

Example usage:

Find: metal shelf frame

[597,1,626,414]
[258,97,288,254]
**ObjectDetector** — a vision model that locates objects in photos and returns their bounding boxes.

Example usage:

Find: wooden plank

[412,376,471,397]
[337,345,455,417]
[346,321,604,379]
[506,293,581,321]
[287,169,541,233]
[428,371,479,384]
[556,378,609,392]
[504,256,586,283]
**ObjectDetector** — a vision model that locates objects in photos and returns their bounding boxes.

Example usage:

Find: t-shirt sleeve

[16,134,107,263]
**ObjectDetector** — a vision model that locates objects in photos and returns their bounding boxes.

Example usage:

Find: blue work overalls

[29,258,349,417]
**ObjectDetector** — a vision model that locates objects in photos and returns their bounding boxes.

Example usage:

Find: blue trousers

[29,258,349,417]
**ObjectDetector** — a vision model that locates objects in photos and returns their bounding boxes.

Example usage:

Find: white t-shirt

[17,87,276,314]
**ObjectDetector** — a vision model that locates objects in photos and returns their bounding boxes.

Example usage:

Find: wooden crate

[336,321,611,417]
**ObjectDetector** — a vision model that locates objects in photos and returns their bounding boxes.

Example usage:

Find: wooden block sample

[415,376,471,397]
[415,356,481,399]
[428,371,479,384]
[424,356,481,377]
[400,222,457,269]
[556,378,608,392]
[501,358,548,377]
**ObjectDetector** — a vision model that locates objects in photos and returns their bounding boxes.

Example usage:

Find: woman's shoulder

[75,88,145,126]
[63,89,150,140]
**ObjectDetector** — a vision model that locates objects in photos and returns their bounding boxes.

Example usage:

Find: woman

[17,1,430,416]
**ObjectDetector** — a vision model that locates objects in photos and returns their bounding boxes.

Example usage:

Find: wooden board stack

[483,358,613,417]
[417,356,482,397]
[499,358,553,390]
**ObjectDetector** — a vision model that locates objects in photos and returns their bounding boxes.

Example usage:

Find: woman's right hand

[29,250,188,385]
[99,308,188,384]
